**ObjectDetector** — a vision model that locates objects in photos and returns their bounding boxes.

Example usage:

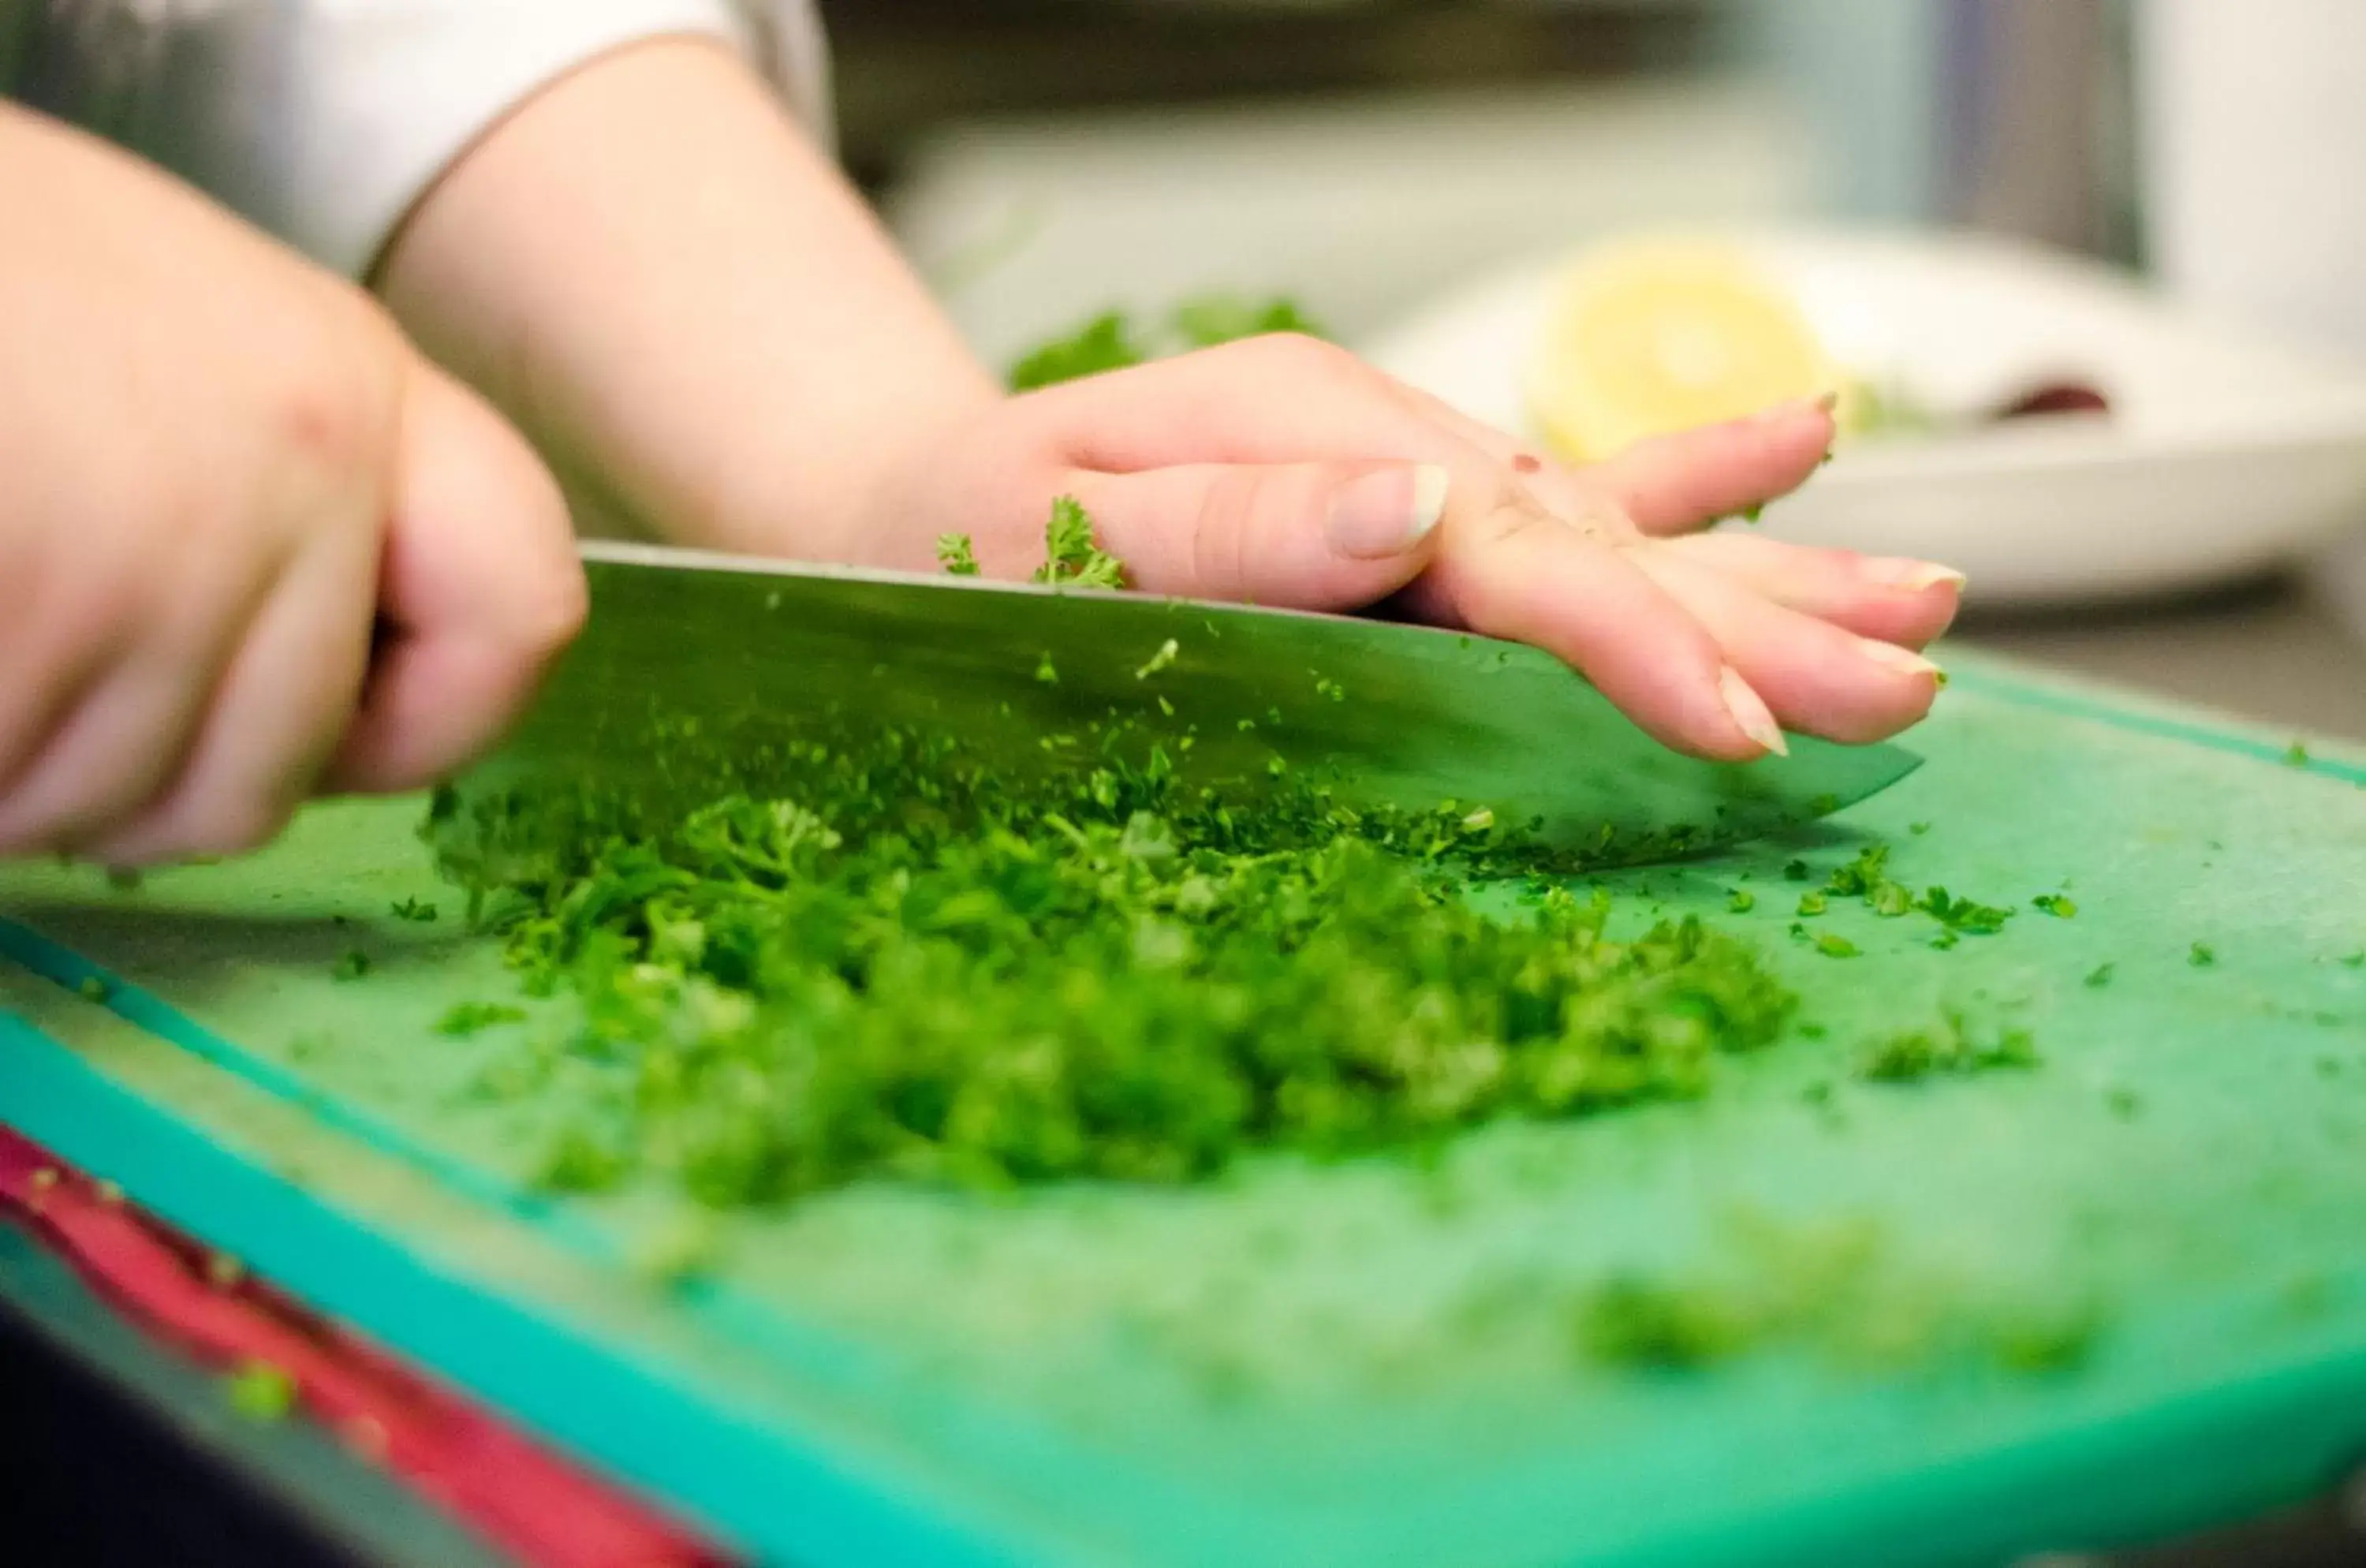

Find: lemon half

[1526,239,1842,463]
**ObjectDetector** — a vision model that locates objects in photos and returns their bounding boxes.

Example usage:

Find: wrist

[374,34,1003,563]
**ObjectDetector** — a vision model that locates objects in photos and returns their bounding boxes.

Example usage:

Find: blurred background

[819,0,2366,740]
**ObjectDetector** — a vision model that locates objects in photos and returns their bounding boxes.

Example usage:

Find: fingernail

[1861,557,1969,593]
[1756,392,1838,424]
[1719,667,1789,757]
[1857,638,1942,680]
[1326,463,1449,559]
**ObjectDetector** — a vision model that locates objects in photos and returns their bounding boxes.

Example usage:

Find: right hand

[0,106,584,866]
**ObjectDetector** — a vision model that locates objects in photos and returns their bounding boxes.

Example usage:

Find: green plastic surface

[6,654,2366,1567]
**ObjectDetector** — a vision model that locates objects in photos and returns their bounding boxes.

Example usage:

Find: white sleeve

[2,2,834,279]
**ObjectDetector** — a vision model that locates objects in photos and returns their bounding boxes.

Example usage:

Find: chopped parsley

[435,1002,528,1038]
[2031,894,2077,919]
[935,498,1127,596]
[935,533,981,577]
[1859,1014,2039,1083]
[1570,1219,2098,1376]
[1035,497,1125,588]
[1135,638,1181,680]
[330,950,371,982]
[1916,887,2013,935]
[390,897,438,923]
[424,718,1800,1206]
[2084,963,2116,989]
[224,1361,297,1421]
[2189,943,2217,969]
[1728,889,1756,914]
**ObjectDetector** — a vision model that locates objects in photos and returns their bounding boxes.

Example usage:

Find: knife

[467,541,1919,864]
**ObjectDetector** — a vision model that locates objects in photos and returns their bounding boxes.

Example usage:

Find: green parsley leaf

[936,533,982,576]
[1035,497,1127,588]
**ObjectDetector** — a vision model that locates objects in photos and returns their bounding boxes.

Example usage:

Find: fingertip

[1858,558,1968,595]
[1718,666,1789,758]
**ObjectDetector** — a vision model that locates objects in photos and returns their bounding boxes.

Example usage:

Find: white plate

[1360,229,2366,606]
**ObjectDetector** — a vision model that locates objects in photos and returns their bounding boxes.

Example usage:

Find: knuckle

[1252,330,1362,384]
[1468,485,1559,548]
[265,301,405,507]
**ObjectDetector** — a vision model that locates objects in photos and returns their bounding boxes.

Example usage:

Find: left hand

[849,334,1961,763]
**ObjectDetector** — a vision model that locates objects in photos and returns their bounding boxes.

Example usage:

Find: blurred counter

[1960,575,2366,743]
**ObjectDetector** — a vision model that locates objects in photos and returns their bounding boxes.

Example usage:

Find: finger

[326,364,584,794]
[1024,334,1479,474]
[1402,485,1784,762]
[0,565,262,857]
[1628,547,1939,745]
[86,506,379,864]
[1067,459,1448,607]
[1661,533,1964,648]
[1585,399,1836,536]
[0,567,123,801]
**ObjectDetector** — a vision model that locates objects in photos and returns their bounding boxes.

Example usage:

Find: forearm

[375,36,999,559]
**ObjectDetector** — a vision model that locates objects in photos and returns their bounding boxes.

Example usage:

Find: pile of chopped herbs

[429,737,1798,1208]
[410,503,1827,1206]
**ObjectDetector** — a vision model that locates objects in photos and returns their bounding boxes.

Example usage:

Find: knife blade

[467,541,1919,864]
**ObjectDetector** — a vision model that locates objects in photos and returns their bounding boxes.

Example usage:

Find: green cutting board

[5,653,2366,1568]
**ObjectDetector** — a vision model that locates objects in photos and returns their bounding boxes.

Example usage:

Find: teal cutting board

[5,653,2366,1568]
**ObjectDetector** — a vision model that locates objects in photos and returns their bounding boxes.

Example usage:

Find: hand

[361,39,1952,762]
[0,107,584,864]
[851,335,1963,761]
